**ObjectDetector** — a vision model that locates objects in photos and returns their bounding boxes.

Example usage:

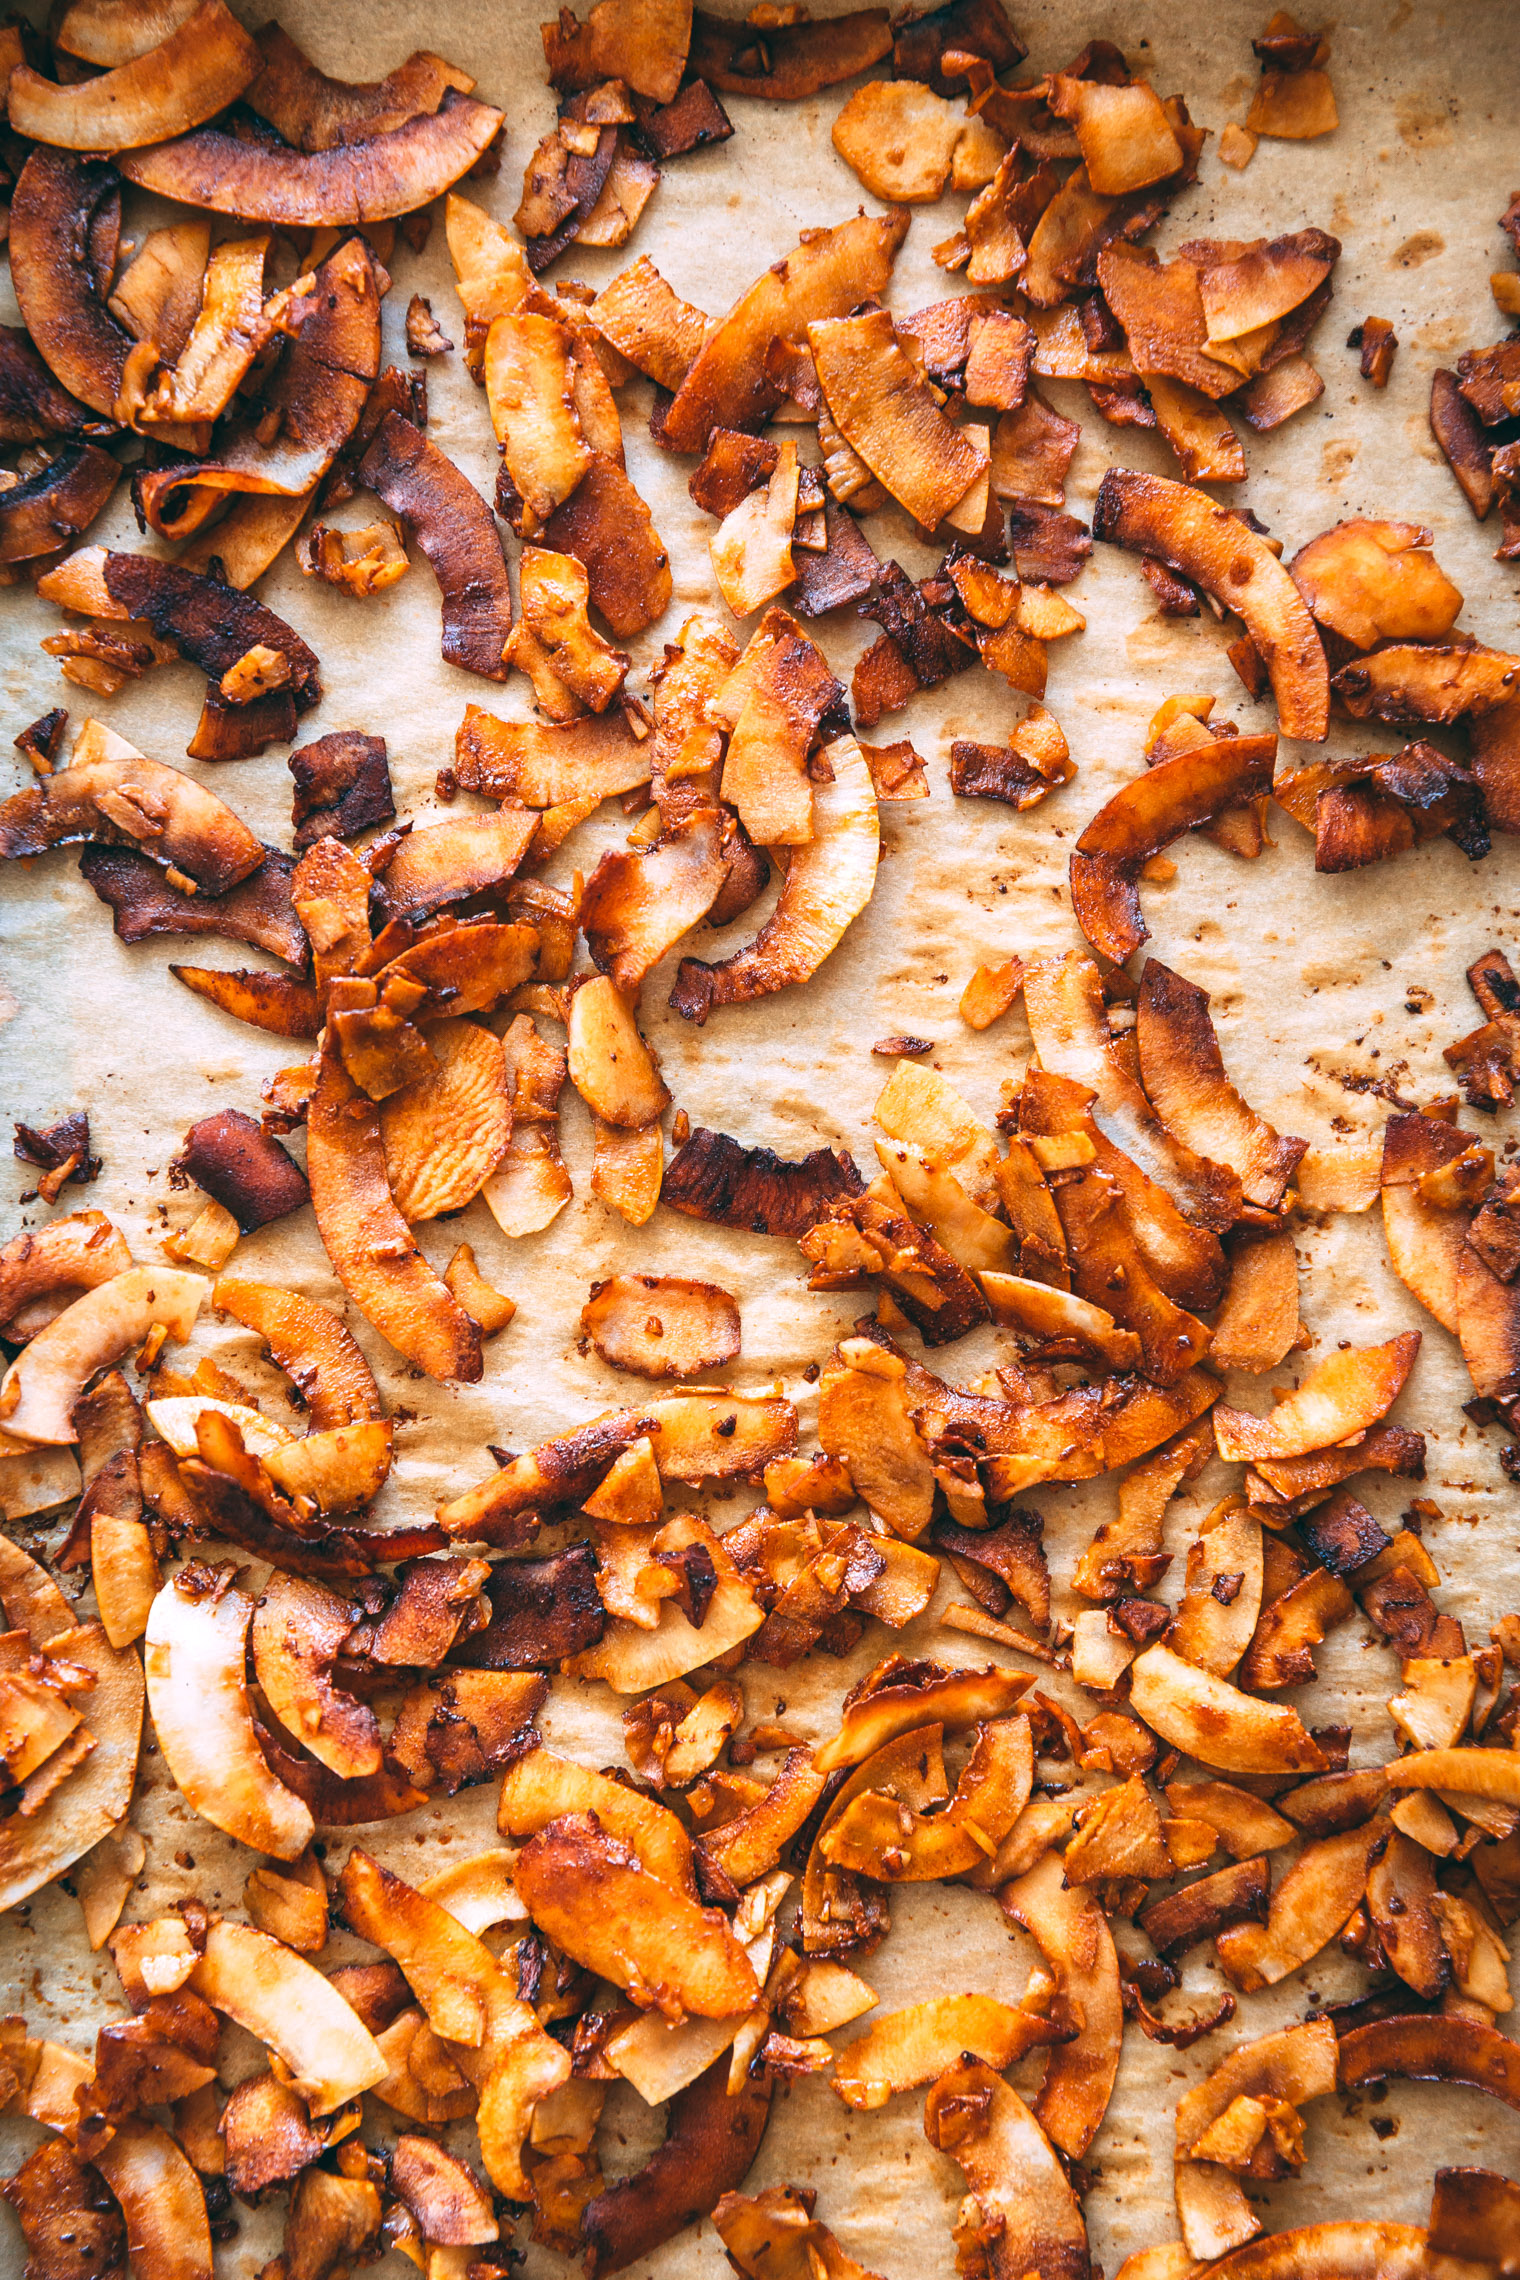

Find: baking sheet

[4,0,1520,2270]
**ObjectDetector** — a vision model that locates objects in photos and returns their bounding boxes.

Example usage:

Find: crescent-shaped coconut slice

[306,1031,483,1384]
[245,22,475,150]
[8,0,259,150]
[1172,2015,1339,2257]
[8,151,135,414]
[0,1266,205,1445]
[1069,732,1278,967]
[1092,468,1329,739]
[189,1917,387,2114]
[564,1512,764,1694]
[999,1847,1122,2158]
[1128,1643,1328,1774]
[91,2119,212,2280]
[0,1210,133,1335]
[1213,1823,1381,1990]
[1336,2009,1520,2110]
[669,735,880,1026]
[250,1570,383,1782]
[1204,2225,1430,2280]
[1136,960,1308,1210]
[1212,1331,1421,1463]
[499,1745,696,1894]
[418,1849,528,1936]
[581,810,732,1000]
[567,975,671,1127]
[356,411,515,681]
[55,0,201,66]
[212,1277,383,1431]
[118,86,504,224]
[1379,1110,1474,1335]
[0,722,265,896]
[582,2056,772,2276]
[144,1565,315,1860]
[813,1664,1031,1775]
[924,2057,1090,2280]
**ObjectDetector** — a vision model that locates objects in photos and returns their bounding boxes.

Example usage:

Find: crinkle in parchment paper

[3,2,1520,2271]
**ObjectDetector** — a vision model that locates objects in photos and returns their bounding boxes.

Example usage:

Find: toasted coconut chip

[659,211,907,454]
[831,79,982,204]
[88,2119,211,2280]
[581,2055,772,2279]
[715,2185,887,2280]
[545,0,691,102]
[1337,2009,1520,2113]
[809,309,988,529]
[1427,2166,1520,2268]
[1214,1821,1381,1992]
[171,965,320,1041]
[920,2061,1089,2270]
[486,311,589,527]
[1379,1110,1472,1335]
[1048,70,1183,192]
[672,735,878,1026]
[997,1851,1122,2158]
[378,1018,511,1223]
[580,810,729,998]
[581,1274,740,1381]
[1169,1501,1264,1677]
[7,150,136,418]
[246,22,473,150]
[566,1512,766,1692]
[250,1570,381,1782]
[1367,1827,1448,1999]
[519,542,630,709]
[1129,1643,1327,1775]
[356,412,513,680]
[144,1563,312,1859]
[1136,959,1306,1210]
[1025,952,1241,1234]
[1247,61,1338,140]
[592,254,708,391]
[0,1211,133,1339]
[0,1581,142,1911]
[188,1916,385,2116]
[813,1663,1030,1776]
[689,5,889,97]
[0,719,265,898]
[0,442,119,566]
[119,84,501,220]
[709,439,799,617]
[514,1810,758,2020]
[1213,1330,1419,1462]
[662,1125,864,1237]
[539,449,672,639]
[1332,639,1520,726]
[306,1029,482,1382]
[1069,731,1277,965]
[1207,1230,1301,1375]
[1096,245,1242,398]
[10,0,256,149]
[456,701,647,809]
[0,1267,203,1448]
[377,813,541,926]
[499,1744,693,1893]
[213,1277,381,1430]
[566,974,669,1129]
[831,1992,1059,2112]
[1093,470,1327,739]
[1289,517,1462,650]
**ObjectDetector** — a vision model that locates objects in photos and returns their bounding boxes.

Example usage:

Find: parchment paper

[4,2,1520,2271]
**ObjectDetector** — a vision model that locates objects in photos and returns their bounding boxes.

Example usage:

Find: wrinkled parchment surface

[4,2,1520,2271]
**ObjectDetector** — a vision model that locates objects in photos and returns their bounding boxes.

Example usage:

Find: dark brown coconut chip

[289,732,395,850]
[7,150,133,419]
[100,553,321,713]
[174,1108,310,1232]
[79,845,309,964]
[14,1111,100,1204]
[689,7,893,98]
[0,443,118,566]
[630,79,734,159]
[14,710,67,772]
[451,1544,606,1669]
[356,411,513,680]
[187,686,300,763]
[0,323,112,444]
[893,0,1027,93]
[662,1126,865,1237]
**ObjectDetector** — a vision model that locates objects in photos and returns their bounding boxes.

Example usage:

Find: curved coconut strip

[358,411,514,680]
[580,2055,773,2278]
[144,1567,314,1860]
[670,736,879,1025]
[924,2057,1090,2280]
[246,23,474,150]
[565,1513,764,1693]
[1206,2227,1429,2280]
[832,1995,1067,2111]
[9,151,134,415]
[8,0,259,151]
[498,1746,695,1895]
[1338,2010,1520,2108]
[1212,1332,1421,1463]
[1136,960,1307,1211]
[1128,1644,1328,1774]
[1384,1746,1520,1806]
[250,1571,383,1782]
[0,1212,133,1334]
[306,1031,483,1384]
[91,2119,212,2280]
[1379,1111,1475,1336]
[0,1267,206,1446]
[189,1918,386,2115]
[212,1277,383,1431]
[120,89,503,224]
[55,0,201,65]
[0,722,266,895]
[418,1849,527,1935]
[999,1848,1121,2158]
[1068,732,1278,967]
[0,1608,144,1911]
[146,1394,292,1462]
[1092,468,1329,740]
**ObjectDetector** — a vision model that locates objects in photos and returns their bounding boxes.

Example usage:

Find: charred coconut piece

[289,733,395,851]
[99,553,321,713]
[358,412,514,679]
[0,444,119,565]
[9,151,134,416]
[0,723,264,895]
[662,1127,865,1237]
[80,845,308,962]
[174,1110,310,1233]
